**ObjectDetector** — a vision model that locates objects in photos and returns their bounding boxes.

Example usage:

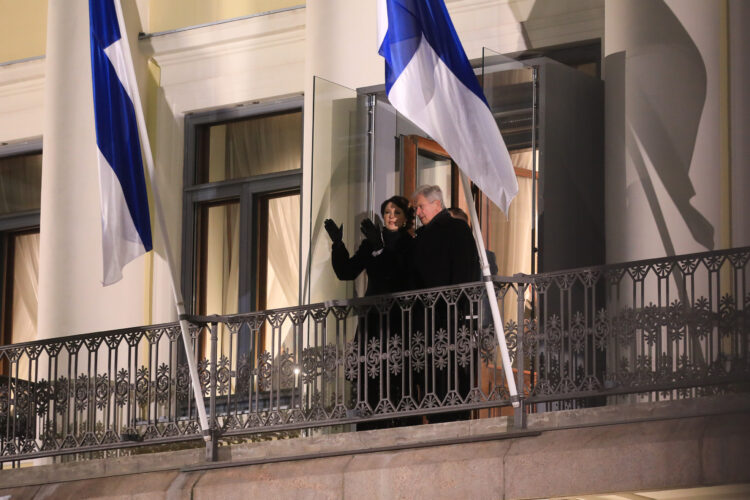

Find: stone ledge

[0,394,748,494]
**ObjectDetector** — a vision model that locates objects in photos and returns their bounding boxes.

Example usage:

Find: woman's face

[383,202,406,231]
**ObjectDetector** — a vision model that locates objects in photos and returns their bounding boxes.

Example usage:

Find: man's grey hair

[412,184,444,208]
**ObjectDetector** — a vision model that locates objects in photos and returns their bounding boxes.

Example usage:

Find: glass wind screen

[0,152,42,215]
[482,47,538,275]
[371,97,403,214]
[197,110,302,184]
[307,77,368,303]
[263,193,300,353]
[481,47,538,330]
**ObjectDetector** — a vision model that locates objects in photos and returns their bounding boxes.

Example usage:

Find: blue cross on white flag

[378,0,518,214]
[89,0,152,285]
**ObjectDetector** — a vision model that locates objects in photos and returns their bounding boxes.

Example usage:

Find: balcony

[0,247,748,468]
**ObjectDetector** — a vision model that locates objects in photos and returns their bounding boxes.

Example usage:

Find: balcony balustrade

[0,247,748,465]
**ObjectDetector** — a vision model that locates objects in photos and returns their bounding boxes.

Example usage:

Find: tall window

[183,101,303,357]
[0,145,42,375]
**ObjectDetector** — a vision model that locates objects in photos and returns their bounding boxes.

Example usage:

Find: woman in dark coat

[324,195,414,296]
[324,196,414,427]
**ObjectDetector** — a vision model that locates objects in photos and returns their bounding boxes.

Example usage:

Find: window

[183,101,303,357]
[0,143,42,376]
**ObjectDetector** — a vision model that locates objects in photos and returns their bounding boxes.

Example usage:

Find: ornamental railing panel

[0,247,747,463]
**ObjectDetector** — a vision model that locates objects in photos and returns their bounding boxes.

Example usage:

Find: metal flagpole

[113,0,211,439]
[459,171,520,408]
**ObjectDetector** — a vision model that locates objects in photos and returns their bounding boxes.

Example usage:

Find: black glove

[360,218,383,251]
[324,218,343,243]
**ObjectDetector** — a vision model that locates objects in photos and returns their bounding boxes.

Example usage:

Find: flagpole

[459,171,520,408]
[113,0,211,440]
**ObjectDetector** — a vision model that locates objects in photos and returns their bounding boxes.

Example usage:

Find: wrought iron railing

[1,247,748,464]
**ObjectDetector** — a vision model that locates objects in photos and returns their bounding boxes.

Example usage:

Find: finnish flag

[89,0,152,285]
[378,0,518,214]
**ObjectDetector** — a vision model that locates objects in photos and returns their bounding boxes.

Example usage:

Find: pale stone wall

[604,0,748,262]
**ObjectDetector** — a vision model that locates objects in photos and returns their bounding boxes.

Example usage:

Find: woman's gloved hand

[324,219,343,243]
[360,218,383,251]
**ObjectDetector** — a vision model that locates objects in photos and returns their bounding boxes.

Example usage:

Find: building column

[604,0,730,263]
[37,1,149,339]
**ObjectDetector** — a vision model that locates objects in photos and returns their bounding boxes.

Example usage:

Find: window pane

[1,230,39,377]
[417,153,452,208]
[197,201,240,317]
[8,231,39,344]
[198,111,302,184]
[265,194,300,309]
[263,194,300,353]
[0,153,42,215]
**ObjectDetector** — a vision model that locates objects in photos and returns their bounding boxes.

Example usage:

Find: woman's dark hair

[380,195,415,230]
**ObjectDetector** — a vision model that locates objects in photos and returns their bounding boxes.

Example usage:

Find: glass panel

[416,152,452,208]
[482,47,538,278]
[307,77,368,303]
[0,153,42,215]
[197,201,240,358]
[263,193,300,353]
[371,98,402,213]
[479,48,538,390]
[198,110,302,184]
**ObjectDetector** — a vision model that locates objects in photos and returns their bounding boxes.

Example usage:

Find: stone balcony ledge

[1,394,749,499]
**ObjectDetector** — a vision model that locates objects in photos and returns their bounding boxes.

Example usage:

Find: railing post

[206,320,219,461]
[514,280,527,429]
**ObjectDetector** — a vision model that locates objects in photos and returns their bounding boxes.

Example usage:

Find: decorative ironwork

[95,374,110,410]
[478,326,497,365]
[115,369,129,407]
[257,351,273,390]
[387,335,403,375]
[54,376,69,414]
[410,331,426,373]
[197,359,210,395]
[0,246,746,463]
[135,367,150,406]
[344,341,358,381]
[74,374,89,412]
[155,364,171,403]
[366,337,381,378]
[216,356,231,395]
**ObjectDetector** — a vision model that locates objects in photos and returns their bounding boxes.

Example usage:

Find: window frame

[0,138,42,356]
[181,99,304,317]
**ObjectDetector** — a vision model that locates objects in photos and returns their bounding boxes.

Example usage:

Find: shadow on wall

[608,0,713,255]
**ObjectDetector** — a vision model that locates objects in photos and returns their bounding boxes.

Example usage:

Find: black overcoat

[409,209,480,289]
[331,227,413,296]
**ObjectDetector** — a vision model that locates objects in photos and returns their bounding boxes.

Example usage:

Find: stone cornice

[144,8,305,71]
[0,57,45,97]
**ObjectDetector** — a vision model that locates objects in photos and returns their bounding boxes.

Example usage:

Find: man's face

[413,194,442,225]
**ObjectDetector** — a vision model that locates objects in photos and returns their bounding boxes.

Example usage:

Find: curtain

[486,149,535,320]
[10,232,40,378]
[224,112,302,180]
[201,202,240,359]
[265,194,300,352]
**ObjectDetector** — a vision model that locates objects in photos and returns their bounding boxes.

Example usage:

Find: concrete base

[1,395,749,499]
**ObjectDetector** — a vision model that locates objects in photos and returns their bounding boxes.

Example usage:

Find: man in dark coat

[409,185,480,421]
[410,186,480,288]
